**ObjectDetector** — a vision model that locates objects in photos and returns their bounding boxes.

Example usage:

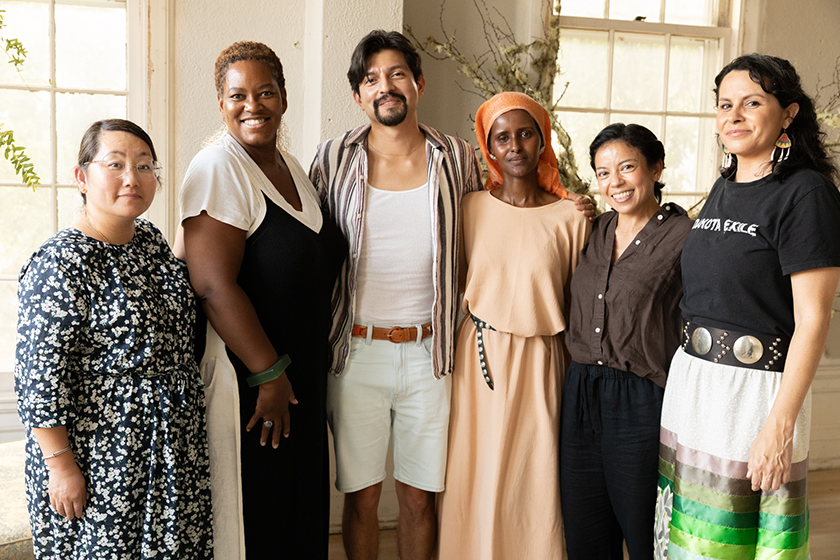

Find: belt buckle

[386,326,405,343]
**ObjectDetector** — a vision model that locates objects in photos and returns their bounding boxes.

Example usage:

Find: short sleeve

[778,179,840,275]
[14,247,89,427]
[179,139,262,231]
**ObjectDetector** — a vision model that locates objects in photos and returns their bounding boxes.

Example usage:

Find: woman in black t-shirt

[562,123,692,560]
[655,54,840,560]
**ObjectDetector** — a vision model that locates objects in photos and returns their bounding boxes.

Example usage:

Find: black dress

[229,194,346,559]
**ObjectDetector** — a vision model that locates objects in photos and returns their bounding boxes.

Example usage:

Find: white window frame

[0,0,172,442]
[556,15,729,205]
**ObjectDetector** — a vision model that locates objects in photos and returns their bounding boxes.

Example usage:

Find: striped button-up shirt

[309,123,482,378]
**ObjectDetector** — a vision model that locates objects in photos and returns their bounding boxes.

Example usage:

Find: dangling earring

[488,153,497,161]
[772,129,791,162]
[721,145,732,168]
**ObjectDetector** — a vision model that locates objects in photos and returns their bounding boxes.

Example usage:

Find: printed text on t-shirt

[692,217,758,237]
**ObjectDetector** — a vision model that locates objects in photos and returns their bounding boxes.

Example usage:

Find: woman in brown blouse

[561,123,692,559]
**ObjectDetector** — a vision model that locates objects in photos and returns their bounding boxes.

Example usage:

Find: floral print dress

[14,220,212,560]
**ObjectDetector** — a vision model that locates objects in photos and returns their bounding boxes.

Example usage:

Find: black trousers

[560,361,664,560]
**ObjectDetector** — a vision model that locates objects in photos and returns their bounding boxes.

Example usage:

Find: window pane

[611,113,663,138]
[0,281,18,373]
[610,0,662,23]
[664,115,717,194]
[611,33,665,111]
[0,186,52,275]
[659,193,707,214]
[668,37,719,113]
[58,187,83,231]
[665,0,719,26]
[555,111,606,196]
[55,3,127,90]
[559,0,606,18]
[557,30,609,109]
[56,93,127,182]
[0,89,50,183]
[0,1,50,87]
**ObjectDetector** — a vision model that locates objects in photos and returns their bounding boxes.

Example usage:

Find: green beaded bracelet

[246,354,292,387]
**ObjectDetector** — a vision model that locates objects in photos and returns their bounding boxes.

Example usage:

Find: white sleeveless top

[354,182,434,325]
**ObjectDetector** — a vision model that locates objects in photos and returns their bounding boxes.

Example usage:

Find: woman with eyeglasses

[15,119,212,559]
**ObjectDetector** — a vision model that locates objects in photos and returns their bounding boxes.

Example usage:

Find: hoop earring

[721,145,732,168]
[772,129,791,162]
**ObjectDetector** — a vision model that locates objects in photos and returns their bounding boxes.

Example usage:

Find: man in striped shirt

[309,30,481,560]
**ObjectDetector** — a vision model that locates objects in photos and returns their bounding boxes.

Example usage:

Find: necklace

[367,140,425,157]
[85,211,112,244]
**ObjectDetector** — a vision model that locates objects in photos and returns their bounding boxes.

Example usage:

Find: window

[555,0,732,210]
[0,0,168,441]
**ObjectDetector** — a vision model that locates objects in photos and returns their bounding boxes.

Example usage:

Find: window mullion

[661,32,671,140]
[605,29,615,125]
[660,0,667,23]
[49,0,58,234]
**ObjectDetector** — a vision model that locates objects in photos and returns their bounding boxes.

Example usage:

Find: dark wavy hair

[214,41,285,95]
[714,53,837,182]
[77,119,160,203]
[589,123,666,203]
[347,30,423,95]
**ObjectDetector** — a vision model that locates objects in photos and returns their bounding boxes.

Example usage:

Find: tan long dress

[436,191,589,560]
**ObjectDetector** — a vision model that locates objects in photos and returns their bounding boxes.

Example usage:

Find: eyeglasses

[84,159,162,180]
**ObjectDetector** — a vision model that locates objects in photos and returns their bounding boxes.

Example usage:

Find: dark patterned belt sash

[681,321,790,372]
[471,315,496,390]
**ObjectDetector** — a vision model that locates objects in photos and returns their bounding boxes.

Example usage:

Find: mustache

[374,93,407,109]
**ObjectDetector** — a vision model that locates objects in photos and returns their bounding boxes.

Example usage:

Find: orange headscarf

[475,91,568,199]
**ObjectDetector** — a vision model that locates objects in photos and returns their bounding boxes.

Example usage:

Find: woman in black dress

[180,42,346,559]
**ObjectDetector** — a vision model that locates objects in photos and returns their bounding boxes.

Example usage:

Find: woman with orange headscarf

[435,92,590,559]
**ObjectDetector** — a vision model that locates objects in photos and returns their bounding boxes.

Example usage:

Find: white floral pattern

[14,220,212,560]
[654,484,674,560]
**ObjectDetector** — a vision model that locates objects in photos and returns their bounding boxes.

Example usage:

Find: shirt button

[597,360,603,365]
[597,294,603,299]
[635,240,641,245]
[361,175,366,182]
[595,327,601,333]
[352,252,358,258]
[657,214,663,220]
[665,205,671,211]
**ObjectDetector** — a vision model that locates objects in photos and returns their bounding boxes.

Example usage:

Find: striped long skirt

[655,348,811,560]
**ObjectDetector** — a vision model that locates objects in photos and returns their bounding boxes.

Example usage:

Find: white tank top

[355,182,435,326]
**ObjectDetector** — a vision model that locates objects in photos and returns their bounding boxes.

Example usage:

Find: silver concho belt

[681,321,789,372]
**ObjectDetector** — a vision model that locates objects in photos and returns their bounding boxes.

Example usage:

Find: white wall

[754,0,840,470]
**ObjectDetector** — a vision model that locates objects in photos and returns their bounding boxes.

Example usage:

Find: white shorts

[327,334,451,493]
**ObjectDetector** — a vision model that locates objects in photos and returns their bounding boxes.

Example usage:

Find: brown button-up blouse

[565,203,693,387]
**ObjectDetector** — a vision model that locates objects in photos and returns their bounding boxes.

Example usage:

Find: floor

[328,469,840,559]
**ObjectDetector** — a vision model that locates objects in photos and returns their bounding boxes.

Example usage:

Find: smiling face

[353,49,425,128]
[594,140,663,219]
[218,59,286,154]
[76,130,157,222]
[716,70,798,171]
[487,109,543,182]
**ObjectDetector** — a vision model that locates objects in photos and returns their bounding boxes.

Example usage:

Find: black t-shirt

[681,167,840,337]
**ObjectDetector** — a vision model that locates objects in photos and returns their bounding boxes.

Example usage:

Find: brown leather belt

[352,323,433,343]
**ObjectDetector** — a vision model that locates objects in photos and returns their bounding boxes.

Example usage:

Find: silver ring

[263,420,273,429]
